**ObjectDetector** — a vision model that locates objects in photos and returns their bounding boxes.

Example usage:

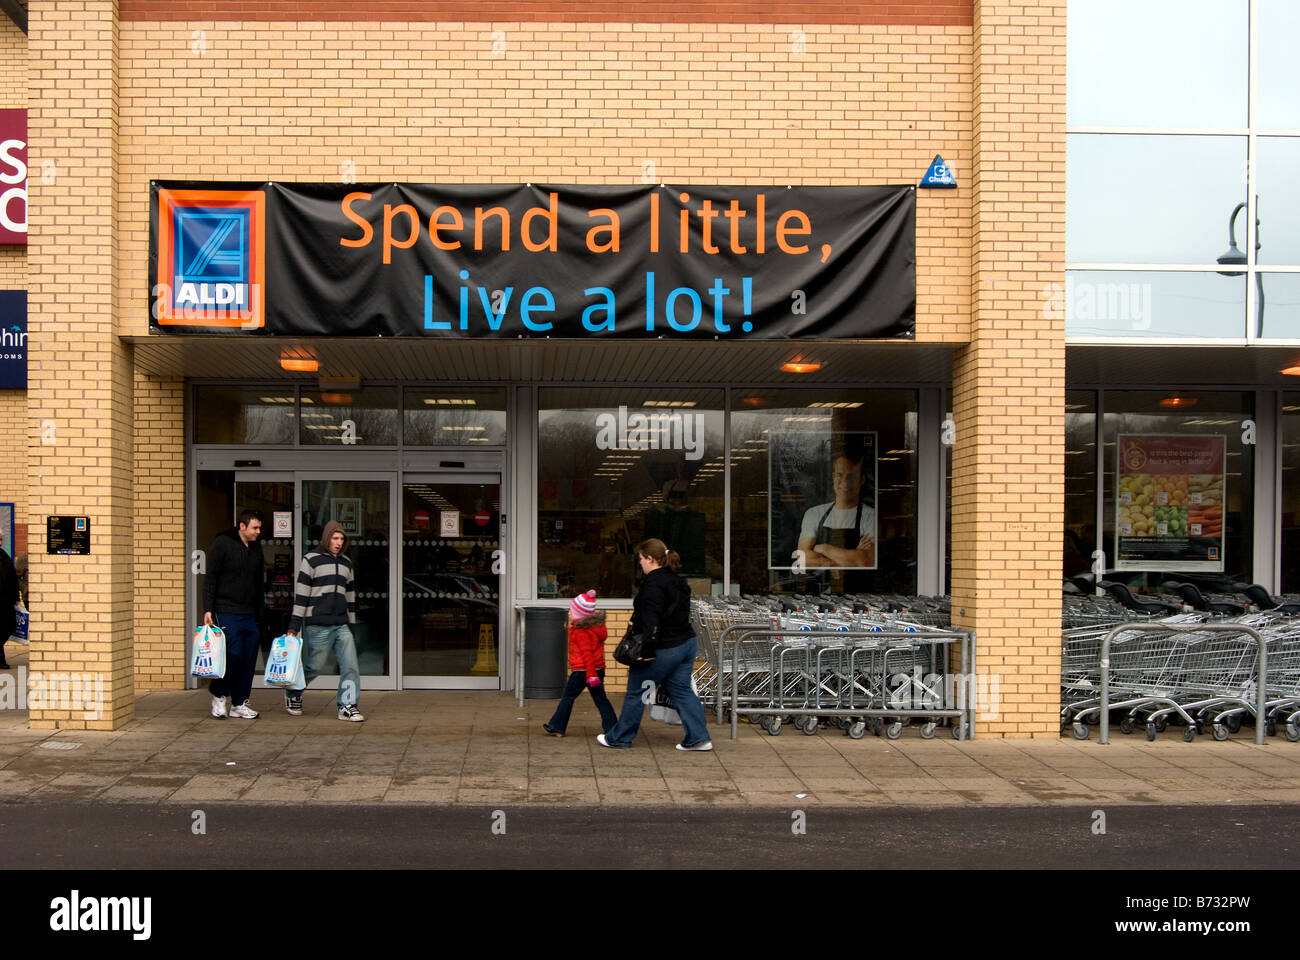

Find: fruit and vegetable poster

[1114,434,1226,572]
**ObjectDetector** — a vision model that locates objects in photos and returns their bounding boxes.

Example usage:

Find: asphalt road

[1,801,1296,870]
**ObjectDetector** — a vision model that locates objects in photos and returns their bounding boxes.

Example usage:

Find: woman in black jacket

[597,539,713,751]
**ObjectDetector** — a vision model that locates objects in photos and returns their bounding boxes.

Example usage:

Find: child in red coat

[543,590,618,736]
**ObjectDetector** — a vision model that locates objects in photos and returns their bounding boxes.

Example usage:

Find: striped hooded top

[288,520,356,632]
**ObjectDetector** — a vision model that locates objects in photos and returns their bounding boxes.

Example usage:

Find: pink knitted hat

[569,589,597,621]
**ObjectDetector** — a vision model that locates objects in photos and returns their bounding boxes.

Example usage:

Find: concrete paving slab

[314,774,393,802]
[242,773,325,803]
[169,774,256,802]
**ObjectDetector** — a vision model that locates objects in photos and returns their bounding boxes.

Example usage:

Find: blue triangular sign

[920,155,957,188]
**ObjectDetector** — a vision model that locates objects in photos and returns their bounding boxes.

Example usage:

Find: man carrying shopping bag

[203,510,266,719]
[283,520,364,722]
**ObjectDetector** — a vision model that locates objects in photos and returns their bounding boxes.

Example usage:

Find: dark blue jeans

[604,636,711,748]
[208,614,260,706]
[547,669,617,734]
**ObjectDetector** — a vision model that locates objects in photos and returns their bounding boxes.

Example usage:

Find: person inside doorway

[796,445,876,568]
[0,530,17,669]
[204,509,265,719]
[284,520,364,722]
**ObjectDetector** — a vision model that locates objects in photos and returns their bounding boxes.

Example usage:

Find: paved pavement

[2,648,1299,807]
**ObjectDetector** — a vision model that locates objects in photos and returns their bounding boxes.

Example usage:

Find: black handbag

[613,625,650,667]
[614,587,681,666]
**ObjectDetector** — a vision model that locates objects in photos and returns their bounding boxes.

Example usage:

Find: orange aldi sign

[152,186,265,329]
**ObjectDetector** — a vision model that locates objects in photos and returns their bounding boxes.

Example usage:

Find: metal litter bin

[522,606,568,699]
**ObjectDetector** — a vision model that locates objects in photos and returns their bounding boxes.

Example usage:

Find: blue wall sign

[0,290,26,389]
[920,155,958,188]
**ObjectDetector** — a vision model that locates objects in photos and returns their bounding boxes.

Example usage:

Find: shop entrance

[400,474,502,688]
[225,472,397,689]
[195,455,505,691]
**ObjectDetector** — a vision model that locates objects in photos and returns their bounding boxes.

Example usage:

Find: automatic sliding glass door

[298,475,396,687]
[400,474,502,687]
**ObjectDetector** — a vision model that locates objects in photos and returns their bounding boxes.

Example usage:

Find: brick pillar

[950,1,1065,737]
[133,372,185,689]
[28,0,133,729]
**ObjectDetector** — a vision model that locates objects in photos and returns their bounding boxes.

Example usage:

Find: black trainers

[285,694,303,716]
[542,723,564,737]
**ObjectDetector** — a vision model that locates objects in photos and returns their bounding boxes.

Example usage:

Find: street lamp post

[1216,198,1263,337]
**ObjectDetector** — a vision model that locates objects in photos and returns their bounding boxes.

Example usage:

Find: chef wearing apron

[796,447,876,573]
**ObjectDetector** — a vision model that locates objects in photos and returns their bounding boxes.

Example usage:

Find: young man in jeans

[204,510,265,719]
[284,520,364,722]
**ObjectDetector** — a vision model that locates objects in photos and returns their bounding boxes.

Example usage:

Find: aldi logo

[153,187,265,328]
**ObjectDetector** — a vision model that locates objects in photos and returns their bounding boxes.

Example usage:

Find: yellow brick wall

[27,0,135,730]
[112,21,972,343]
[0,15,24,107]
[133,371,186,689]
[949,1,1064,738]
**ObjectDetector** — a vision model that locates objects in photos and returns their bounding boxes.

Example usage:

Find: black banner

[149,182,914,339]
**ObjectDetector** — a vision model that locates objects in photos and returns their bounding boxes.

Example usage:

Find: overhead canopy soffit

[127,336,955,386]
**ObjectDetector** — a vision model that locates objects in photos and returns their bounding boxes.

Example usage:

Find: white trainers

[337,705,365,722]
[676,741,713,752]
[228,700,259,719]
[210,695,228,718]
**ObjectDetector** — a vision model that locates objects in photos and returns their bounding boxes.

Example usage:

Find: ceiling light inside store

[1158,397,1198,408]
[808,401,863,409]
[423,398,478,405]
[781,361,821,374]
[279,354,318,373]
[642,400,698,407]
[1282,367,1300,377]
[320,393,353,405]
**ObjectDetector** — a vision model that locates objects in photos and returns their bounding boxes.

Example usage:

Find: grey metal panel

[1068,344,1300,388]
[1254,390,1279,591]
[917,387,942,596]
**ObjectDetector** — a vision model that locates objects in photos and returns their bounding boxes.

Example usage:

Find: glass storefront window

[193,386,296,444]
[1101,391,1254,590]
[1066,0,1246,129]
[537,388,724,600]
[1063,271,1246,339]
[1255,138,1300,267]
[1064,390,1098,582]
[1067,135,1246,265]
[299,387,399,446]
[1257,0,1300,130]
[403,387,507,446]
[1257,273,1300,339]
[730,389,918,596]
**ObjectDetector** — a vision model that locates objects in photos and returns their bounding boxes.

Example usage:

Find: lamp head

[1216,241,1247,277]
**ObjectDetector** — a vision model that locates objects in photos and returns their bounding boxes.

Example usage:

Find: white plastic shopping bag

[10,601,28,645]
[649,675,700,726]
[190,624,227,679]
[263,634,304,687]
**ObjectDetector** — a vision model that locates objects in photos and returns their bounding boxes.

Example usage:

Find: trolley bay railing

[721,627,975,741]
[1096,621,1267,746]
